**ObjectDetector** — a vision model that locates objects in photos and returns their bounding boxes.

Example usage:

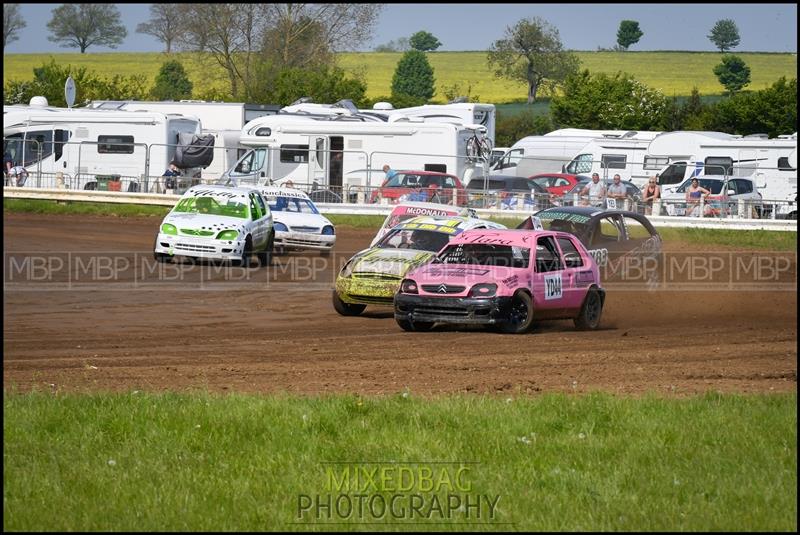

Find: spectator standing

[642,175,661,215]
[162,162,180,192]
[606,174,627,208]
[382,164,397,181]
[685,177,710,217]
[580,172,606,207]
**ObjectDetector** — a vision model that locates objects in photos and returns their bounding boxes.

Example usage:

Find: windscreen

[438,243,530,268]
[266,196,319,214]
[172,195,249,219]
[676,179,724,194]
[534,210,590,236]
[377,228,452,252]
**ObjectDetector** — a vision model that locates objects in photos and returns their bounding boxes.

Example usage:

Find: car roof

[534,206,641,218]
[451,229,565,248]
[393,170,458,177]
[397,215,492,231]
[184,185,258,198]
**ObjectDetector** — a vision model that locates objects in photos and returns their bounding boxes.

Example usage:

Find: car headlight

[339,258,357,278]
[274,222,288,232]
[400,279,419,294]
[322,225,335,235]
[469,283,497,298]
[161,223,177,235]
[216,229,239,240]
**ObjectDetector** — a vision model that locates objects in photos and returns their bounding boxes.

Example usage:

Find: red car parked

[370,170,468,206]
[528,173,583,197]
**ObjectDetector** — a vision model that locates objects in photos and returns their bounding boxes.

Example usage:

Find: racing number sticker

[544,273,563,300]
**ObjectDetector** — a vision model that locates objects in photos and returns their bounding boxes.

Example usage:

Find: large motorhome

[86,100,280,179]
[219,113,491,195]
[495,130,662,178]
[645,131,798,216]
[280,100,497,146]
[4,98,204,190]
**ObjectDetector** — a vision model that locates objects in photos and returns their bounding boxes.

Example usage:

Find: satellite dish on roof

[65,76,76,108]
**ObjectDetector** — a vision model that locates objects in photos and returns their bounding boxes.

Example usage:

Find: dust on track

[3,212,796,396]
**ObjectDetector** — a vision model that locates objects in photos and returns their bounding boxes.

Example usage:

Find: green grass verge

[5,199,797,250]
[4,51,796,104]
[3,391,796,531]
[3,198,170,218]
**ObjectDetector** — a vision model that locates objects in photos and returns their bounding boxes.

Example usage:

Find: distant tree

[616,20,643,51]
[136,4,182,54]
[46,4,127,53]
[254,66,367,107]
[409,30,442,51]
[150,60,193,100]
[713,54,751,95]
[3,3,26,48]
[708,19,740,53]
[495,109,552,148]
[550,70,668,130]
[441,82,480,103]
[681,87,708,130]
[391,49,435,101]
[487,17,580,105]
[700,77,796,137]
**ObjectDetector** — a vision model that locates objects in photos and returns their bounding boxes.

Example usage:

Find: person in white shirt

[580,173,606,206]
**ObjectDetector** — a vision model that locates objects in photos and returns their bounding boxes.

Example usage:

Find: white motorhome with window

[647,131,797,211]
[4,98,204,190]
[219,113,490,196]
[280,100,497,146]
[493,130,661,178]
[87,100,280,180]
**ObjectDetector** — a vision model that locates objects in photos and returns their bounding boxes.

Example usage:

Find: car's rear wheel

[500,292,534,334]
[332,291,366,316]
[574,288,603,330]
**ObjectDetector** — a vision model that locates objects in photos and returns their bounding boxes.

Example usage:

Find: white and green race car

[154,185,274,267]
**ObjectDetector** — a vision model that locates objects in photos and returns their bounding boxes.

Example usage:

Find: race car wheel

[396,318,415,331]
[500,291,533,334]
[332,291,366,316]
[233,236,253,268]
[257,231,274,267]
[574,288,603,330]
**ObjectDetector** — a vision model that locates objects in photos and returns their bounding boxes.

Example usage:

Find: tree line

[3,4,795,140]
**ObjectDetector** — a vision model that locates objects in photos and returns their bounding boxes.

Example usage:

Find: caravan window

[704,157,732,175]
[565,153,593,174]
[280,144,309,163]
[5,131,54,167]
[98,135,134,154]
[777,157,795,170]
[601,154,626,169]
[644,156,669,170]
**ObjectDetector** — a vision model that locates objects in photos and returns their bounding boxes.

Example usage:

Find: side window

[554,177,569,187]
[54,129,69,161]
[623,216,653,241]
[280,144,309,163]
[777,157,795,171]
[704,156,733,176]
[733,179,752,194]
[557,237,584,268]
[255,193,269,218]
[98,135,134,154]
[497,148,522,170]
[25,130,55,164]
[601,154,627,169]
[249,194,262,220]
[535,236,564,273]
[235,151,254,173]
[592,216,622,245]
[566,153,593,175]
[644,156,669,170]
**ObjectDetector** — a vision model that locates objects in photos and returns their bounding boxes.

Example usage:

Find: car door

[554,235,587,312]
[531,234,569,317]
[254,191,272,244]
[586,214,626,273]
[248,193,267,249]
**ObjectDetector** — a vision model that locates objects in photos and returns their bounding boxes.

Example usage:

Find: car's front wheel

[574,288,603,330]
[499,291,534,334]
[332,291,366,316]
[233,236,252,268]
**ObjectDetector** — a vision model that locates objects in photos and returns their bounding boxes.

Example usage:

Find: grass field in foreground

[3,391,796,531]
[4,51,797,104]
[4,199,797,251]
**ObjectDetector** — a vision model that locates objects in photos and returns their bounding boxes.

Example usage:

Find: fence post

[652,199,661,216]
[737,198,746,219]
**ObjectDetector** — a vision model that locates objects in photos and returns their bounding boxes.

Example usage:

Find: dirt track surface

[3,212,797,396]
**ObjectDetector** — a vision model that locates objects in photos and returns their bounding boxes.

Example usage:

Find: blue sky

[5,3,797,54]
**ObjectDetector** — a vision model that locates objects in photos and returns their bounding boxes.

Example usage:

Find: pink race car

[394,229,605,334]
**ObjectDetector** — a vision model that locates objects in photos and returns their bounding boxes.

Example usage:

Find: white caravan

[494,130,662,178]
[647,131,797,211]
[219,113,490,196]
[4,98,204,190]
[87,100,280,180]
[280,100,497,146]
